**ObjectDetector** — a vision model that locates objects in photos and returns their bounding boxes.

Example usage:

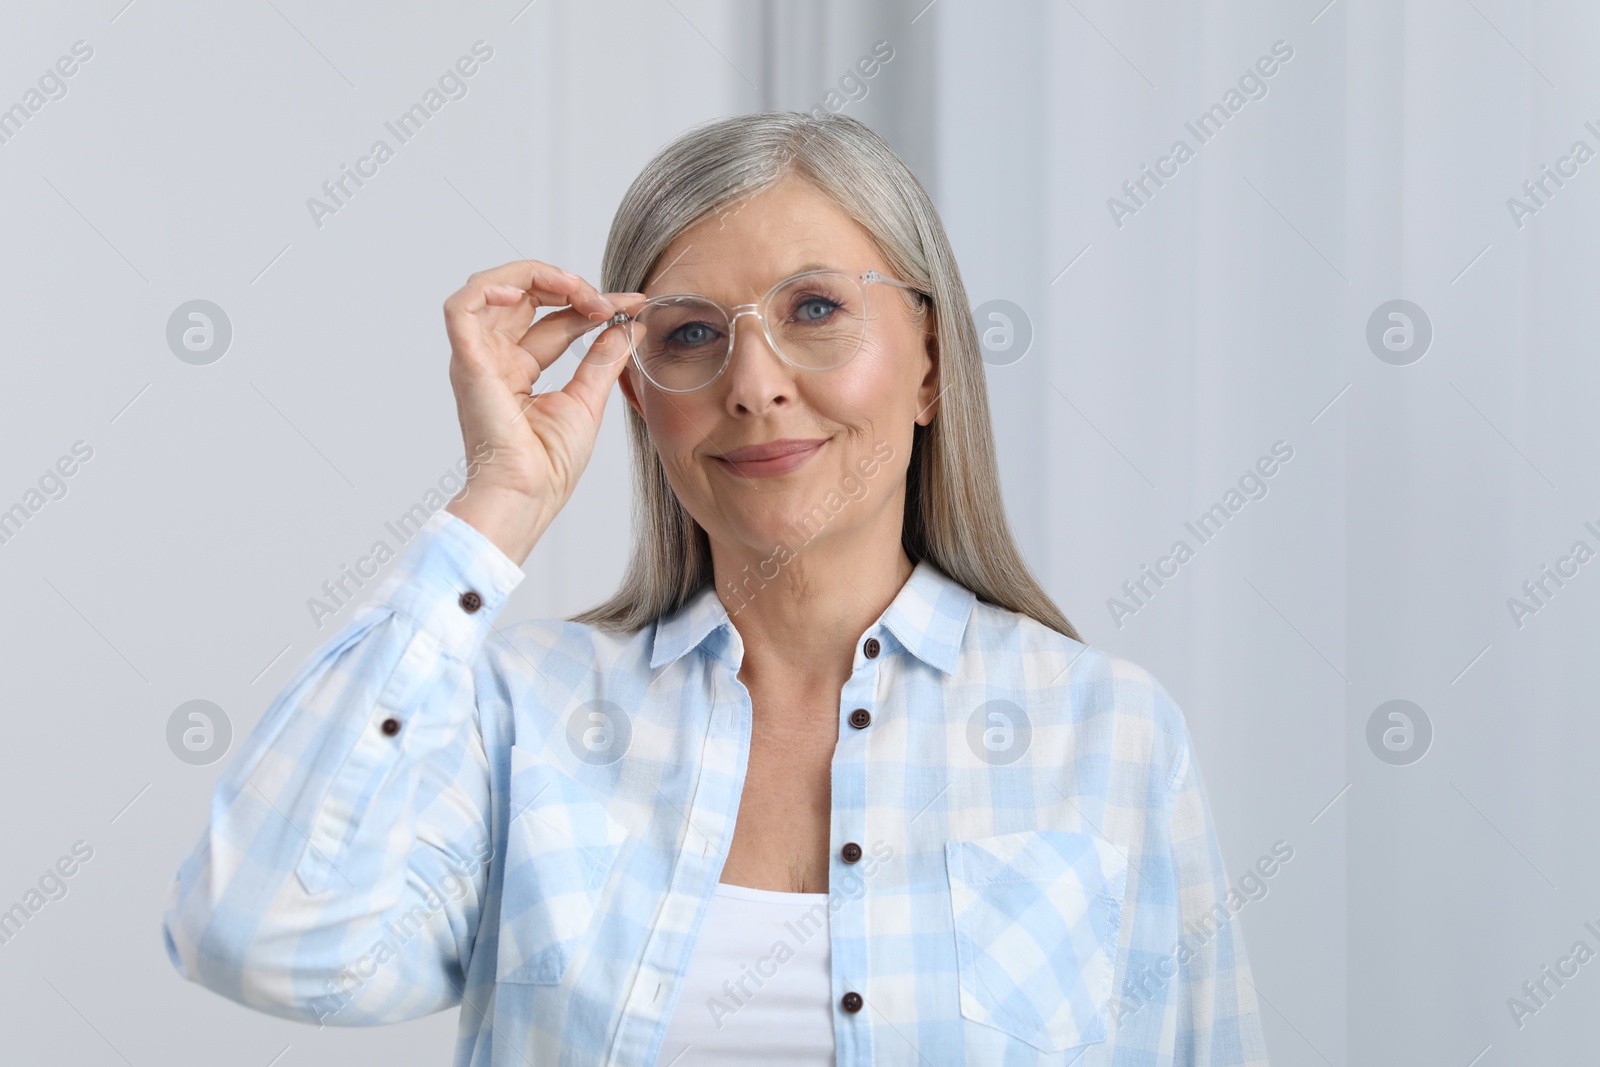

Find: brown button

[848,708,871,729]
[841,842,862,863]
[459,590,483,614]
[841,991,863,1013]
[863,637,880,659]
[380,717,401,736]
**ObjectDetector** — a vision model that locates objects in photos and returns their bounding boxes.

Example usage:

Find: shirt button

[841,991,864,1013]
[848,708,871,729]
[459,590,483,614]
[841,842,862,863]
[863,637,880,659]
[380,717,401,736]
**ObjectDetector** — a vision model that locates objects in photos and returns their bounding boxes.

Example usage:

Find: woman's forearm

[161,511,523,1025]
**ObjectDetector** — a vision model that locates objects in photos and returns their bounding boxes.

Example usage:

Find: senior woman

[163,112,1269,1065]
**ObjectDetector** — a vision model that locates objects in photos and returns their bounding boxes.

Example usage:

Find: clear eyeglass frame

[601,268,926,394]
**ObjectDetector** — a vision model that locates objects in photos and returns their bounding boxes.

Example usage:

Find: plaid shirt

[163,509,1270,1065]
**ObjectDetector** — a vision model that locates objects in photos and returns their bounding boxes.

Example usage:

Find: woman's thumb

[564,317,638,419]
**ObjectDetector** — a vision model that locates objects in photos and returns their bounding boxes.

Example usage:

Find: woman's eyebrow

[642,260,846,296]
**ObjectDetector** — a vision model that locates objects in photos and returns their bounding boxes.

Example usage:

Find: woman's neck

[713,524,914,695]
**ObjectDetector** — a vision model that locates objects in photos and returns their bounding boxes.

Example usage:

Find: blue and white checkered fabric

[163,509,1270,1065]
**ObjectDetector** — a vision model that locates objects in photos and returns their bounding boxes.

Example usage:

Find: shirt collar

[649,558,976,675]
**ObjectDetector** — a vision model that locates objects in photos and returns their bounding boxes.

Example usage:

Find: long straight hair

[570,111,1080,643]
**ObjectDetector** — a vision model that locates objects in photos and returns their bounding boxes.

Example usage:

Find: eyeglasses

[602,268,924,394]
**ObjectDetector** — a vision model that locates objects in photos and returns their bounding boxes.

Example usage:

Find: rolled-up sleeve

[161,509,523,1027]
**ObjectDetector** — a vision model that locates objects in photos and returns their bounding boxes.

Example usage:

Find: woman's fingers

[445,261,615,355]
[562,318,644,423]
[513,293,647,372]
[471,260,613,318]
[439,263,647,563]
[480,283,552,343]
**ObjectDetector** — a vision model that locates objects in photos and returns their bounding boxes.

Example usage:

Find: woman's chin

[727,507,826,550]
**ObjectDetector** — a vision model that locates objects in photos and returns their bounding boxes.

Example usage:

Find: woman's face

[618,177,940,565]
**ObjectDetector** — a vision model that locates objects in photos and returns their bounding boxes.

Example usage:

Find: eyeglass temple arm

[862,271,928,302]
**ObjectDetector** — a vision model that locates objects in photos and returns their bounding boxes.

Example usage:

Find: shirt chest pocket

[495,744,629,985]
[944,829,1129,1053]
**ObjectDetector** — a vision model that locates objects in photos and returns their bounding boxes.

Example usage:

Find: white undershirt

[658,881,835,1065]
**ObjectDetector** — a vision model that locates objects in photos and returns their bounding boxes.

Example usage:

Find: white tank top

[658,881,835,1064]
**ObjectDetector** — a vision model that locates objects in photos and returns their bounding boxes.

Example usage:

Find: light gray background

[1,0,1594,1063]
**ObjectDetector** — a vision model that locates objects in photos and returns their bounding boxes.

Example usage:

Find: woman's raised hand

[441,260,644,565]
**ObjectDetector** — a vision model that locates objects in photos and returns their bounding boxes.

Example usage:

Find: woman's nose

[721,310,793,413]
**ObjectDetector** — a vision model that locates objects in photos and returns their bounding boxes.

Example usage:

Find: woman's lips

[712,438,828,477]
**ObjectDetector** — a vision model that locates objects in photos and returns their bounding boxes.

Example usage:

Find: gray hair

[570,111,1080,643]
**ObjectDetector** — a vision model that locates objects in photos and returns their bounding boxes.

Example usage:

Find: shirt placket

[829,631,886,1066]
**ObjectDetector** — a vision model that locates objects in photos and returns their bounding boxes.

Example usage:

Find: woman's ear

[617,363,645,420]
[914,307,940,426]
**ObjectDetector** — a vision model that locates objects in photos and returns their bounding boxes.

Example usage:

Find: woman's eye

[796,297,840,321]
[671,322,719,346]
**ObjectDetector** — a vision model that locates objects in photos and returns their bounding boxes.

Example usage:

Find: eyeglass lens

[630,271,870,392]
